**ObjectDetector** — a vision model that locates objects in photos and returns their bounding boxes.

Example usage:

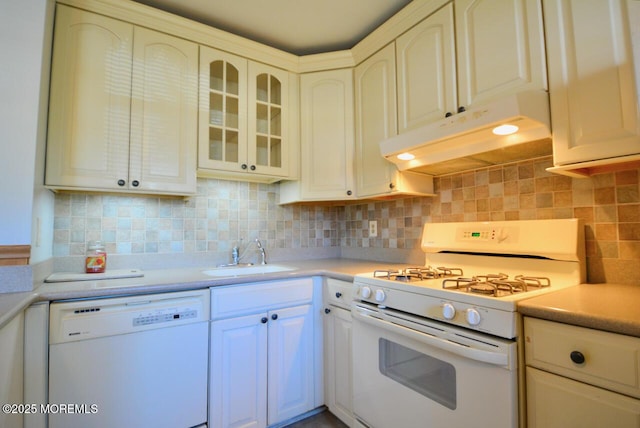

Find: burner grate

[442,274,552,297]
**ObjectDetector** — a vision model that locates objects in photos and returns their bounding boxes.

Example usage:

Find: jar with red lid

[85,240,107,273]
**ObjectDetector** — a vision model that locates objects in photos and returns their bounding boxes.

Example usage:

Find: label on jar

[85,254,107,273]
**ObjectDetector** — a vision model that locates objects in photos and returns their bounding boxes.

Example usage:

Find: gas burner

[374,266,464,282]
[442,274,553,297]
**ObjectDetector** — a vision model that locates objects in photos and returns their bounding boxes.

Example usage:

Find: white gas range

[351,219,585,428]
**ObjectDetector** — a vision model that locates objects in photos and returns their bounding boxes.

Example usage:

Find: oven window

[379,338,456,410]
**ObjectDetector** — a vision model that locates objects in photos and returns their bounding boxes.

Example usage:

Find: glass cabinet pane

[210,61,224,92]
[210,93,223,126]
[256,136,268,166]
[270,106,281,136]
[225,130,239,162]
[256,103,269,134]
[209,128,223,161]
[271,138,282,167]
[256,73,269,102]
[226,63,239,95]
[270,75,281,105]
[226,96,239,129]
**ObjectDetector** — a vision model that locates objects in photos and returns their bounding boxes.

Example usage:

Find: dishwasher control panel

[133,309,198,326]
[49,289,210,344]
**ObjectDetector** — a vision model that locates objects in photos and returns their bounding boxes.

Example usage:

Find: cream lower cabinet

[209,279,317,428]
[323,279,354,427]
[46,5,197,195]
[280,69,355,203]
[544,0,640,176]
[524,317,640,427]
[198,46,296,182]
[355,43,434,198]
[0,312,24,428]
[395,0,547,134]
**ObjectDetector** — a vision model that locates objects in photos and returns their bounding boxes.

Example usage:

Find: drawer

[524,317,640,398]
[325,278,353,309]
[210,278,313,320]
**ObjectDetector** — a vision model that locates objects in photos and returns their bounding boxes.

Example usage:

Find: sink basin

[202,264,295,277]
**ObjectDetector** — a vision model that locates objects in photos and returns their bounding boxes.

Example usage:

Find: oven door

[351,302,518,428]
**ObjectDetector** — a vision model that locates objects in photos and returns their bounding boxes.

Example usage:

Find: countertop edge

[0,259,387,329]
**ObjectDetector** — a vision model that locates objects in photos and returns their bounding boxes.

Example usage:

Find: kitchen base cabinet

[209,279,319,428]
[524,317,640,427]
[527,367,640,428]
[0,311,24,428]
[323,279,354,427]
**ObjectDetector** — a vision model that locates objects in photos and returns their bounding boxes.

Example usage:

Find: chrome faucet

[255,239,267,265]
[224,238,266,266]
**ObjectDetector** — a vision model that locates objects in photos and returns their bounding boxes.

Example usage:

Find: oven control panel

[457,226,518,243]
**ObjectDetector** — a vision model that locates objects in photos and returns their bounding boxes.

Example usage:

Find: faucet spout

[255,239,267,265]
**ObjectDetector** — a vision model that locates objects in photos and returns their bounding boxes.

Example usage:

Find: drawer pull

[570,350,586,364]
[335,292,342,298]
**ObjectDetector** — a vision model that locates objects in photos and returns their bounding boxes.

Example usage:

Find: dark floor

[285,410,348,428]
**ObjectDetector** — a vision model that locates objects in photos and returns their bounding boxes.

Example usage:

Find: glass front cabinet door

[199,46,290,181]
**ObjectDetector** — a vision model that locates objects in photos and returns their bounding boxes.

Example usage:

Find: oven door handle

[352,308,509,367]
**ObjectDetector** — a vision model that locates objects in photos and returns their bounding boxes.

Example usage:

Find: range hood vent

[380,91,552,175]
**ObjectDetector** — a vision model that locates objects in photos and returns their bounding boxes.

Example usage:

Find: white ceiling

[132,0,412,55]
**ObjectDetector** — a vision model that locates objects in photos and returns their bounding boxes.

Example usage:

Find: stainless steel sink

[202,264,295,277]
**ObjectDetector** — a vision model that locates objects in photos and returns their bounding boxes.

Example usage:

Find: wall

[52,179,343,270]
[344,156,640,285]
[52,155,640,285]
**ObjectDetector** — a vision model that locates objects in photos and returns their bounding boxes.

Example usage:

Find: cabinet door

[129,27,198,194]
[300,69,355,200]
[267,304,315,425]
[455,0,547,108]
[210,313,268,428]
[354,43,399,197]
[544,0,640,166]
[248,62,290,177]
[396,3,456,133]
[324,305,354,427]
[0,312,24,428]
[45,5,133,190]
[198,46,248,173]
[527,367,640,428]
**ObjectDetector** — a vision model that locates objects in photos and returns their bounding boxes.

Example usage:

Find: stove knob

[466,308,481,326]
[375,289,386,303]
[442,303,456,320]
[361,286,372,299]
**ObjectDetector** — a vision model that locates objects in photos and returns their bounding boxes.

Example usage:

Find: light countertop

[518,283,640,338]
[0,258,404,329]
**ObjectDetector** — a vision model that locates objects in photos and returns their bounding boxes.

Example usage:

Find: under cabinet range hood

[380,91,552,175]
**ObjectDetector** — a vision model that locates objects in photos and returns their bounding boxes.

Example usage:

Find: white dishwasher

[48,289,210,428]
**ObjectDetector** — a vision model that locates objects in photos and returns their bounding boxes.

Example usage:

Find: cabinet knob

[324,308,331,314]
[457,106,466,113]
[445,112,453,118]
[241,164,248,170]
[131,180,140,187]
[250,165,256,171]
[335,292,342,298]
[271,313,278,321]
[117,179,126,187]
[261,317,268,324]
[389,183,395,189]
[570,351,585,364]
[346,190,352,196]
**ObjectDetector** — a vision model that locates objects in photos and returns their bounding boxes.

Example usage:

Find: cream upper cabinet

[396,3,456,133]
[355,43,434,198]
[395,0,547,134]
[544,0,640,175]
[280,69,355,203]
[455,0,547,109]
[46,5,197,195]
[199,46,294,182]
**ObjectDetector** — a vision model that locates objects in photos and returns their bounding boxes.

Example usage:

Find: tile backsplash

[53,156,640,284]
